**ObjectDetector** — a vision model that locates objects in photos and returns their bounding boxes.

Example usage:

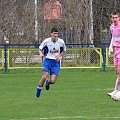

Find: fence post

[4,45,8,72]
[102,47,106,71]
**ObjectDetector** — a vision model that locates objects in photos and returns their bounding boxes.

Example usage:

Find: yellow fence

[106,48,114,67]
[61,47,102,68]
[7,47,102,69]
[0,48,4,69]
[0,47,114,70]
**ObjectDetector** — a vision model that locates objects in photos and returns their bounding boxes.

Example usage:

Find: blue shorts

[42,58,60,75]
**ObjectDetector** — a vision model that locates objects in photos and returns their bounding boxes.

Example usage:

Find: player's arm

[109,38,113,50]
[56,43,66,61]
[39,49,44,58]
[108,31,113,57]
[55,51,65,61]
[108,39,113,57]
[39,40,46,60]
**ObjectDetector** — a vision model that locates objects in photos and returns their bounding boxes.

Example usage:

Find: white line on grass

[96,88,112,91]
[9,116,120,120]
[52,88,113,93]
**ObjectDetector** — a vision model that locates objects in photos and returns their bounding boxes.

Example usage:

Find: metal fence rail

[0,43,113,72]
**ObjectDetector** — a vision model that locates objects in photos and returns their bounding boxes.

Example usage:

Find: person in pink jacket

[108,11,120,97]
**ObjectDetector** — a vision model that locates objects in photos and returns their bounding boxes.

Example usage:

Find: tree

[0,0,120,44]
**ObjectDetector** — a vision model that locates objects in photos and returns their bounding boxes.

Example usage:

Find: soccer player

[107,12,120,97]
[36,28,66,97]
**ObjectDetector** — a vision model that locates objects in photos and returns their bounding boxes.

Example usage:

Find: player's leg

[107,52,118,96]
[108,51,120,97]
[50,75,58,84]
[38,71,49,86]
[45,60,60,90]
[115,64,120,90]
[109,65,120,99]
[110,55,120,100]
[45,75,58,90]
[36,58,50,97]
[36,71,48,97]
[114,50,120,91]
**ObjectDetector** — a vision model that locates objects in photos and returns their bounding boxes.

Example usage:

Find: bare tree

[0,0,120,44]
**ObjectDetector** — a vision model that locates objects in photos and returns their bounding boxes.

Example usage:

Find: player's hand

[108,46,113,57]
[39,53,44,60]
[55,55,62,61]
[108,50,112,57]
[109,46,113,52]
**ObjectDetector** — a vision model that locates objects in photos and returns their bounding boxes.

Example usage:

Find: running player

[108,12,120,97]
[36,28,66,97]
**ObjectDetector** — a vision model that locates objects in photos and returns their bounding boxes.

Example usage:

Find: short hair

[111,11,120,17]
[51,28,59,33]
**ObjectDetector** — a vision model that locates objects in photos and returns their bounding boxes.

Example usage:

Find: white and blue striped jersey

[39,37,66,60]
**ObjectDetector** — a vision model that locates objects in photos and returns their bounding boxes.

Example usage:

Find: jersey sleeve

[39,39,46,50]
[109,25,114,48]
[62,40,66,52]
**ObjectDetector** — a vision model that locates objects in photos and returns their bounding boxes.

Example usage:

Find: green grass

[0,69,120,120]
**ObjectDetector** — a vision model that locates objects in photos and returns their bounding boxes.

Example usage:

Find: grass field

[0,68,120,120]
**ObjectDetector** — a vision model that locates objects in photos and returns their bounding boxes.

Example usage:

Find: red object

[44,0,62,20]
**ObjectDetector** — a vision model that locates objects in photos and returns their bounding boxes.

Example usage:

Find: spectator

[0,30,9,44]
